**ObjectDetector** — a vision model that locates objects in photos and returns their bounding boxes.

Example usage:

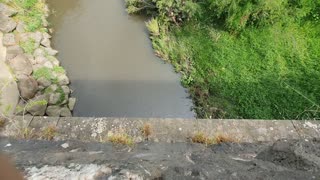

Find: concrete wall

[2,117,319,143]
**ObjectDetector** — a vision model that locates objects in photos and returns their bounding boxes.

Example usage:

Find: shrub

[206,0,320,31]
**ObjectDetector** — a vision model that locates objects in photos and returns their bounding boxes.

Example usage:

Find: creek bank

[0,2,75,117]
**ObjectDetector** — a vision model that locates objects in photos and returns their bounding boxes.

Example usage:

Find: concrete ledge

[1,117,320,143]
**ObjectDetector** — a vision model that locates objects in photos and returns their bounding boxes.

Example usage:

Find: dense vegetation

[126,0,320,120]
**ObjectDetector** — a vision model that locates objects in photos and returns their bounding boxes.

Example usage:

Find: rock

[42,32,52,39]
[18,32,42,50]
[40,37,51,47]
[68,98,76,111]
[25,54,36,64]
[17,75,38,100]
[44,47,58,56]
[61,86,70,95]
[43,61,53,69]
[47,84,58,92]
[117,170,144,180]
[46,106,61,117]
[2,33,16,46]
[8,54,33,75]
[37,77,51,87]
[32,64,42,72]
[35,56,48,64]
[57,74,69,85]
[34,48,45,57]
[0,14,16,33]
[16,21,26,33]
[48,56,60,66]
[61,143,69,149]
[26,95,48,116]
[49,93,61,105]
[14,100,26,116]
[0,3,17,17]
[6,45,23,61]
[60,107,72,117]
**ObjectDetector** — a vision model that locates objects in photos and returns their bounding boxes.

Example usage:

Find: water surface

[48,0,195,118]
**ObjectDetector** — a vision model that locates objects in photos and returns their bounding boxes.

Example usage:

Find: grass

[141,123,152,138]
[17,127,36,139]
[152,21,320,120]
[41,125,57,140]
[108,133,134,146]
[32,67,52,80]
[20,38,36,54]
[191,132,236,145]
[191,132,215,145]
[2,0,47,32]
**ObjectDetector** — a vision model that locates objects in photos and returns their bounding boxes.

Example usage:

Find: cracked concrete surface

[1,137,320,179]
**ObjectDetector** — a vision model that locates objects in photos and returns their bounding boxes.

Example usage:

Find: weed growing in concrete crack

[191,132,215,145]
[141,123,152,138]
[41,125,57,140]
[108,133,134,146]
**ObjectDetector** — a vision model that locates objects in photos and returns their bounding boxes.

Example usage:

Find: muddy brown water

[48,0,195,118]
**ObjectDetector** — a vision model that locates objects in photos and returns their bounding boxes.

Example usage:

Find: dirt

[0,137,319,179]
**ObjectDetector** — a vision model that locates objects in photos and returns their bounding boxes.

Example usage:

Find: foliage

[41,126,57,140]
[126,0,200,25]
[32,67,52,80]
[191,132,215,145]
[2,0,46,32]
[206,0,320,31]
[20,38,36,54]
[108,133,134,146]
[127,0,320,120]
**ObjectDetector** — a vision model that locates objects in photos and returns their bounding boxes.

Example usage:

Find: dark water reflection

[48,0,195,118]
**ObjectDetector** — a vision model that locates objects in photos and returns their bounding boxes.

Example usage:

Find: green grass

[152,22,320,120]
[2,0,46,32]
[20,38,36,54]
[32,67,52,80]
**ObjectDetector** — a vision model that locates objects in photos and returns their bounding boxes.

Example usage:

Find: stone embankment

[0,3,75,117]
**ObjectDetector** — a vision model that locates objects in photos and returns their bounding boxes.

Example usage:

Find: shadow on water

[48,0,195,118]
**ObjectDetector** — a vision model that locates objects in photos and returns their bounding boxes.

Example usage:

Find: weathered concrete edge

[1,116,320,143]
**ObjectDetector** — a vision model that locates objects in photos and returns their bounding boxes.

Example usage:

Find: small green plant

[146,18,160,36]
[18,127,36,139]
[56,86,66,105]
[32,67,52,80]
[20,38,36,54]
[53,66,65,74]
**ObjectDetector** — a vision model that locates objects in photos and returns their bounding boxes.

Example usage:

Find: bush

[126,0,200,25]
[206,0,320,31]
